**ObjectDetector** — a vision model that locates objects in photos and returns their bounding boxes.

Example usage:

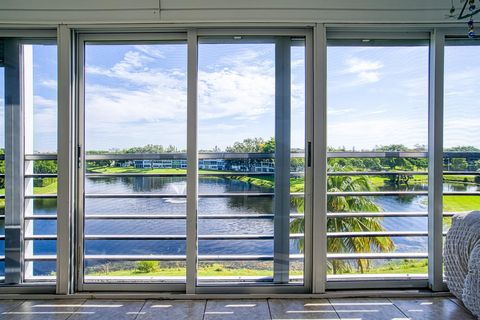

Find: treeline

[73,140,480,173]
[329,144,480,172]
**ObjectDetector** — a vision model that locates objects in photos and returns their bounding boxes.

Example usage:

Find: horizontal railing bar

[24,194,57,199]
[19,152,480,162]
[0,235,5,240]
[85,153,305,161]
[327,252,428,259]
[443,171,480,175]
[24,215,57,220]
[22,171,480,179]
[85,172,304,177]
[84,191,480,198]
[21,171,480,179]
[328,191,428,196]
[26,253,431,261]
[24,231,455,241]
[80,254,304,261]
[19,211,460,221]
[327,231,430,237]
[20,213,304,220]
[327,211,459,218]
[0,195,5,199]
[25,154,57,160]
[199,254,304,261]
[0,215,4,219]
[328,171,427,176]
[443,191,480,196]
[84,214,279,220]
[24,255,56,261]
[327,212,428,218]
[79,233,304,241]
[84,193,304,198]
[24,235,56,240]
[25,253,430,262]
[27,231,450,241]
[25,174,57,178]
[327,152,428,158]
[0,256,5,260]
[85,194,186,199]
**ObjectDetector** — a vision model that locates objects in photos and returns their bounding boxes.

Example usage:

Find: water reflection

[25,175,479,277]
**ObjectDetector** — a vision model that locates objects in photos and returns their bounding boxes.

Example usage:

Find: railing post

[273,37,291,284]
[4,38,24,285]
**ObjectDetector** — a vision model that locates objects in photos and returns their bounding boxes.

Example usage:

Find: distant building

[199,159,225,170]
[133,159,187,169]
[254,161,275,173]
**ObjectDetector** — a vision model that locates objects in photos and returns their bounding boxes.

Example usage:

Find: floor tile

[67,300,145,320]
[269,299,339,319]
[136,300,205,320]
[204,299,271,320]
[329,298,406,320]
[0,301,24,315]
[0,299,86,320]
[391,297,476,320]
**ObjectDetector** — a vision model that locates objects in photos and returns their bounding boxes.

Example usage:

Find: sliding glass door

[77,34,188,291]
[326,38,430,288]
[76,31,311,292]
[196,36,309,288]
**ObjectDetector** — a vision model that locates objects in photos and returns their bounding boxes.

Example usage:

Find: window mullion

[4,38,24,285]
[273,36,291,284]
[428,28,446,291]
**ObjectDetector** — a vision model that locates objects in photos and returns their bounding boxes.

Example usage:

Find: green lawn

[89,263,303,277]
[88,260,428,277]
[331,259,428,275]
[443,195,480,212]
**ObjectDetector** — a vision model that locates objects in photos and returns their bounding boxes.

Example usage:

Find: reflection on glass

[326,44,429,278]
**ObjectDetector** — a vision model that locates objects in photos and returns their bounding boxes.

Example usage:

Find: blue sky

[0,42,478,153]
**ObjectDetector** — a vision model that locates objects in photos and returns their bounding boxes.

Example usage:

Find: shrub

[136,261,158,273]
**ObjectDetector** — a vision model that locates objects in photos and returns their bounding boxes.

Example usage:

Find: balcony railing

[0,151,477,282]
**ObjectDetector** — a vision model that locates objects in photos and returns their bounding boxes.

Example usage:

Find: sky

[0,41,478,153]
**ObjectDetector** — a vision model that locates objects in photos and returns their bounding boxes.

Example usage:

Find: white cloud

[344,57,383,84]
[328,108,354,116]
[41,79,57,89]
[134,45,166,59]
[34,95,57,108]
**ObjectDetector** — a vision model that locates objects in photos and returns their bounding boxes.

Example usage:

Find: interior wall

[0,0,457,25]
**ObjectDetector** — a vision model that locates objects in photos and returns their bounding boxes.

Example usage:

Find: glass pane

[198,40,276,284]
[23,44,58,281]
[0,68,4,281]
[83,42,188,283]
[443,43,480,236]
[327,43,429,280]
[197,38,306,285]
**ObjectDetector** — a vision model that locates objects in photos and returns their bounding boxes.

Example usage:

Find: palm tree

[290,165,395,274]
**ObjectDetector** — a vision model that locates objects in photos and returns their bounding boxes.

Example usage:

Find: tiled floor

[0,297,475,319]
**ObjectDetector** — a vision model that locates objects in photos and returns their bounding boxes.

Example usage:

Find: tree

[259,137,275,153]
[445,146,480,152]
[290,165,395,274]
[225,138,265,153]
[450,158,468,171]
